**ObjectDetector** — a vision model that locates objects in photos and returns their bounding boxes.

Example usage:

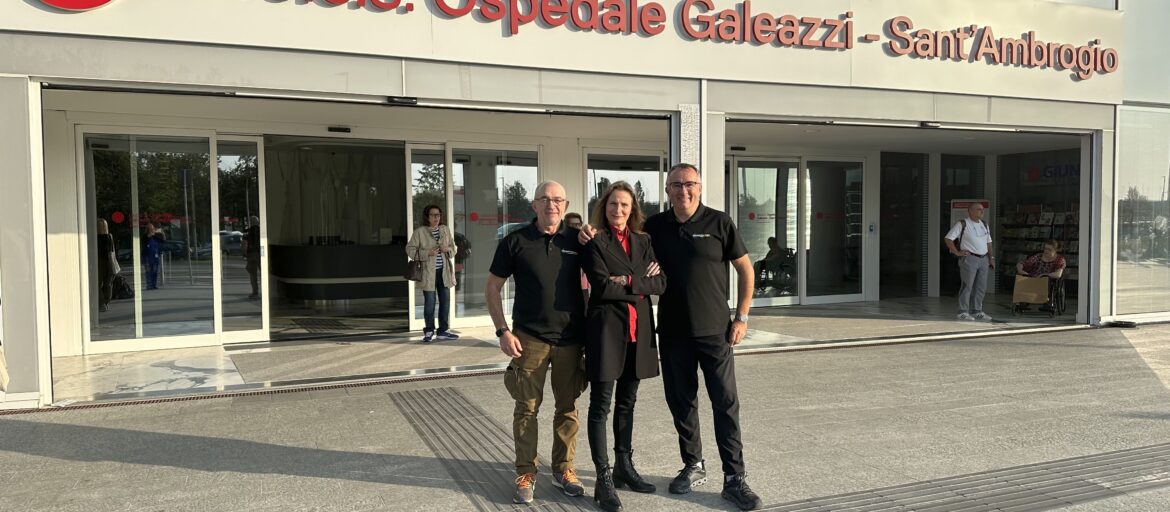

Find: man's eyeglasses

[534,197,568,206]
[667,181,701,192]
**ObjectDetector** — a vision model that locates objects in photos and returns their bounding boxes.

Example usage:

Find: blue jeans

[145,257,161,289]
[423,268,450,333]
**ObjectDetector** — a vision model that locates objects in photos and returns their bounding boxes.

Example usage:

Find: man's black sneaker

[721,473,763,511]
[668,461,707,494]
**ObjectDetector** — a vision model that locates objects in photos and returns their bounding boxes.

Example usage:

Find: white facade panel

[3,0,1124,104]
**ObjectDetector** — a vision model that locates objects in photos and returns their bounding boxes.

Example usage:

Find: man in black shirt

[486,181,588,505]
[581,163,762,510]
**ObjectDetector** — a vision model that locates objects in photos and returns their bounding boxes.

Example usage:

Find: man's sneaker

[513,473,536,504]
[956,312,974,321]
[436,330,460,340]
[973,312,993,321]
[722,474,763,511]
[552,467,585,497]
[669,461,707,494]
[422,331,434,343]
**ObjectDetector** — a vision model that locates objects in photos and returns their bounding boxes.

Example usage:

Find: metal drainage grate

[292,318,353,333]
[767,442,1170,511]
[391,387,593,511]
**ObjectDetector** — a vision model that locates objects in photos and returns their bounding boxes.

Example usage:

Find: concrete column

[673,103,701,168]
[0,77,51,408]
[1090,129,1113,324]
[704,112,726,211]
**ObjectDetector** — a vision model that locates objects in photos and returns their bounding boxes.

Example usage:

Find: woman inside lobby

[583,181,666,512]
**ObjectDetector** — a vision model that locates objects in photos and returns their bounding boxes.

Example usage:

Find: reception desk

[270,244,408,301]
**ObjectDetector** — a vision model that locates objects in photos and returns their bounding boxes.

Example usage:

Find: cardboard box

[1013,275,1050,304]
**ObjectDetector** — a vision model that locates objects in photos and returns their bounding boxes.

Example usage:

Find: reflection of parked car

[496,222,527,239]
[220,231,243,256]
[193,243,213,260]
[160,239,189,259]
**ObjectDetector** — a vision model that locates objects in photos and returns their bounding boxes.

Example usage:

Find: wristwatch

[495,326,510,338]
[734,314,749,323]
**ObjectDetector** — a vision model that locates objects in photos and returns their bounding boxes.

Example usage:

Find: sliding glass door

[82,128,269,351]
[730,156,866,306]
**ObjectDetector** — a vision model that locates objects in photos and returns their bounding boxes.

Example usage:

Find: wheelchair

[1011,275,1067,318]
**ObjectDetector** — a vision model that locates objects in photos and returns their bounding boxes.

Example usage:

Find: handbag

[109,251,121,275]
[405,259,425,282]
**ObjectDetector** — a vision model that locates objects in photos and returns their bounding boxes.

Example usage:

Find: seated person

[754,237,780,279]
[1016,239,1066,279]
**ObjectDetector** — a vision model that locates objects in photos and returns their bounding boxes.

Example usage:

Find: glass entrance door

[730,156,866,306]
[804,159,865,302]
[735,159,801,305]
[406,144,449,332]
[83,128,271,351]
[216,137,268,341]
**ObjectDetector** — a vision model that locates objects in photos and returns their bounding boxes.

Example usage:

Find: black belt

[969,253,987,258]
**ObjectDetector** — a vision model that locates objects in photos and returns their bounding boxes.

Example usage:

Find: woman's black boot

[594,466,624,512]
[613,451,657,493]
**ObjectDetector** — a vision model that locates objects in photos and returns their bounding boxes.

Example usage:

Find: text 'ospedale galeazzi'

[277,0,1121,80]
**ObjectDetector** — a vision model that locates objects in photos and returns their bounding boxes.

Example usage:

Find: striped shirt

[431,227,443,269]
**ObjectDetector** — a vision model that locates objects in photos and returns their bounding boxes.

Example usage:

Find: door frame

[727,154,869,307]
[216,135,270,344]
[77,125,225,355]
[405,142,450,333]
[801,155,868,305]
[728,156,803,307]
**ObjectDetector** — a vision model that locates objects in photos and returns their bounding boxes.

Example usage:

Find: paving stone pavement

[3,324,1170,511]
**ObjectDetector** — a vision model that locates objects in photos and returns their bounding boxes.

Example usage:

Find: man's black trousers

[660,333,745,476]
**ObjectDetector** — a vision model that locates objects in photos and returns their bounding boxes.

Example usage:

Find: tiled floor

[50,295,1080,403]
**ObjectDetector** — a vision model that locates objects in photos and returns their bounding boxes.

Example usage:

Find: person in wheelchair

[1015,239,1066,311]
[755,237,796,295]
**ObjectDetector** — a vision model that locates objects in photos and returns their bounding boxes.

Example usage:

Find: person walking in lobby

[945,203,996,321]
[486,181,588,505]
[406,204,459,343]
[580,163,763,511]
[142,222,165,290]
[582,182,666,512]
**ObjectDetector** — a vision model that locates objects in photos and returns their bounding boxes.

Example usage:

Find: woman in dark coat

[584,181,667,512]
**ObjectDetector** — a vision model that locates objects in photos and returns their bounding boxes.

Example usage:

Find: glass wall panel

[452,149,539,318]
[264,136,408,338]
[586,155,662,221]
[879,153,928,299]
[86,134,215,341]
[737,160,799,298]
[1117,108,1170,314]
[807,160,864,296]
[217,141,263,332]
[87,135,134,341]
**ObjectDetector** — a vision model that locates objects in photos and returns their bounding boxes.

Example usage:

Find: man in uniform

[581,163,762,510]
[486,181,588,505]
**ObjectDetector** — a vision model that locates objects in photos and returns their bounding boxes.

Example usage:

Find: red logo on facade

[41,0,112,11]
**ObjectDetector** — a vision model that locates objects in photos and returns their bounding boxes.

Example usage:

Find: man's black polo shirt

[489,220,586,345]
[644,204,748,338]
